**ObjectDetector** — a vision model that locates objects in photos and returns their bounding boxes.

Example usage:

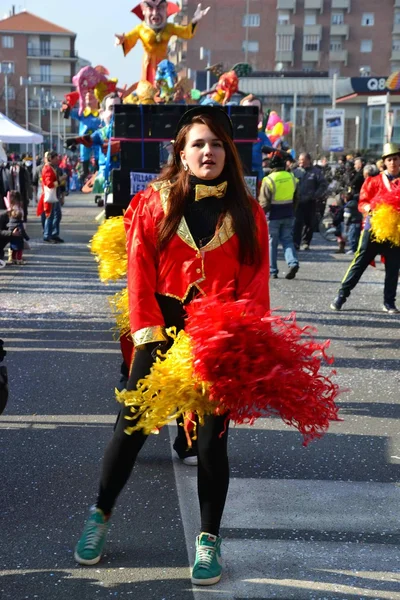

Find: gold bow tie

[195,181,228,202]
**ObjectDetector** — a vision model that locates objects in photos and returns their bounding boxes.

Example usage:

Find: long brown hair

[155,114,260,265]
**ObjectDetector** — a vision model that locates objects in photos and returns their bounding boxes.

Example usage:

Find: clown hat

[131,1,180,21]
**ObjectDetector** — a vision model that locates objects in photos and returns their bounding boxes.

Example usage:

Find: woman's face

[180,123,226,180]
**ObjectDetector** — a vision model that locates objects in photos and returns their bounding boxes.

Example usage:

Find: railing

[27,47,76,59]
[28,74,72,84]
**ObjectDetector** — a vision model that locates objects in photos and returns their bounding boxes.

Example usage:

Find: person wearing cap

[330,142,400,314]
[74,106,270,585]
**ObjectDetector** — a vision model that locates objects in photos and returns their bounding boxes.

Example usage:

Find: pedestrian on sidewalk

[6,194,29,265]
[330,143,400,314]
[37,151,66,243]
[74,106,270,586]
[293,152,327,251]
[259,150,299,279]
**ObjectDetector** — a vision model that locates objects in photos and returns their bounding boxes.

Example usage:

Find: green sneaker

[191,532,222,586]
[74,509,109,565]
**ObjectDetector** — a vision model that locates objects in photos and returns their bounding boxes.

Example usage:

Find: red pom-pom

[185,295,341,446]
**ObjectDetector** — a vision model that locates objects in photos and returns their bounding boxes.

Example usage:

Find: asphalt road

[0,193,399,600]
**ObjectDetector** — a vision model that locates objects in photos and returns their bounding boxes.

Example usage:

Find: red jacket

[359,171,393,216]
[124,182,270,346]
[36,164,58,217]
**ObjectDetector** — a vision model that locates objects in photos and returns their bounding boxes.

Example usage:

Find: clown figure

[115,1,210,84]
[67,90,101,181]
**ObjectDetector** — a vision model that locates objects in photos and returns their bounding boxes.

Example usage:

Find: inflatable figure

[115,1,210,84]
[155,59,177,102]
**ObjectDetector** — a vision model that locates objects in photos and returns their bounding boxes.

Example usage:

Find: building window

[331,13,344,25]
[1,61,14,73]
[359,66,371,76]
[2,35,14,48]
[304,35,320,51]
[360,39,372,53]
[395,11,400,24]
[40,64,51,82]
[368,107,384,148]
[302,64,314,72]
[361,13,374,26]
[330,40,342,51]
[276,35,293,51]
[40,39,51,56]
[242,14,260,27]
[277,11,290,25]
[6,86,15,100]
[242,40,259,53]
[304,13,317,26]
[393,39,400,51]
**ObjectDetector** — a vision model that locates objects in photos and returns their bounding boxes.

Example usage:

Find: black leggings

[97,346,230,536]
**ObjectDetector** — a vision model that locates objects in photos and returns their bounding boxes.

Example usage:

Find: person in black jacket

[0,208,22,263]
[293,153,327,250]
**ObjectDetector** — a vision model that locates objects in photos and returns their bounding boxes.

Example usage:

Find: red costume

[36,164,58,218]
[123,182,270,347]
[359,171,394,216]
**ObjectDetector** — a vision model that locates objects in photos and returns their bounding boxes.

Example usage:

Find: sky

[0,0,156,86]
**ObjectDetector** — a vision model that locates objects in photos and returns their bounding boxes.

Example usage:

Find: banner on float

[130,172,157,195]
[322,109,345,152]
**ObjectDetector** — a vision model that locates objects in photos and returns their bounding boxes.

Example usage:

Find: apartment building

[181,0,400,79]
[0,8,78,148]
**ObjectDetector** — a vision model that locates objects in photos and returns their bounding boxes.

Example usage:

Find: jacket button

[196,268,201,274]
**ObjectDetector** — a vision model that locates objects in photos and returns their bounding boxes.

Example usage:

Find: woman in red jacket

[74,106,270,584]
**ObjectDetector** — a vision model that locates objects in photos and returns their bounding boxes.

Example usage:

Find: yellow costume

[122,22,196,83]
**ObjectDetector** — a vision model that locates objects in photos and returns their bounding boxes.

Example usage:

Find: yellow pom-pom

[90,216,128,282]
[371,205,400,246]
[109,287,130,338]
[116,329,213,435]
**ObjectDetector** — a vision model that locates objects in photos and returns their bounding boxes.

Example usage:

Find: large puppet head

[140,0,168,30]
[100,92,121,126]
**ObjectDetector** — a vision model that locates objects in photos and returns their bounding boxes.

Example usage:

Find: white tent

[0,112,43,171]
[0,112,43,144]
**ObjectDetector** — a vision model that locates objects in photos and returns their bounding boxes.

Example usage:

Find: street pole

[50,102,53,150]
[355,115,360,151]
[244,0,250,63]
[329,72,337,163]
[38,89,42,132]
[5,71,9,117]
[292,92,297,153]
[206,52,211,91]
[57,105,61,153]
[384,92,391,144]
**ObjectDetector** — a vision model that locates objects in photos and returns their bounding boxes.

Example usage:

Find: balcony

[393,23,400,35]
[275,50,294,65]
[302,50,320,62]
[304,0,323,11]
[303,24,322,36]
[276,24,295,35]
[330,24,349,38]
[27,46,77,59]
[331,0,351,11]
[329,49,348,64]
[28,74,73,86]
[391,49,400,61]
[277,0,296,11]
[395,0,400,7]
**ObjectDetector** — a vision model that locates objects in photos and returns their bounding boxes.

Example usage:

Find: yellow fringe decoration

[116,328,213,435]
[109,287,130,338]
[371,205,400,247]
[89,216,128,282]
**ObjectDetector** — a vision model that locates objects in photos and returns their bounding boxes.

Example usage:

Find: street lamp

[244,0,250,63]
[200,46,211,90]
[20,76,32,143]
[1,62,13,117]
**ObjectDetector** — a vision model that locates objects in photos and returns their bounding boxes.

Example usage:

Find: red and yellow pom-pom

[371,204,400,246]
[118,296,341,446]
[90,216,127,282]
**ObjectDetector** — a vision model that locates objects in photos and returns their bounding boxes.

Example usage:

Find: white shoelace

[196,545,215,568]
[83,521,107,550]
